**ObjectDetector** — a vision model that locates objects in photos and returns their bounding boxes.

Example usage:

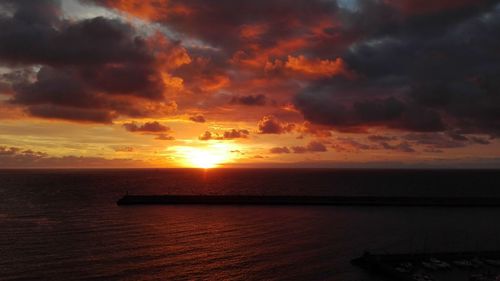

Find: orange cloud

[240,24,268,40]
[198,74,230,92]
[284,55,355,79]
[101,0,192,21]
[148,33,191,70]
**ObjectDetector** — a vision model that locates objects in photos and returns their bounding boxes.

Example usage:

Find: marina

[352,251,500,281]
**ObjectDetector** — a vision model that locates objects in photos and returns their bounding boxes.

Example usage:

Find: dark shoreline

[117,195,500,207]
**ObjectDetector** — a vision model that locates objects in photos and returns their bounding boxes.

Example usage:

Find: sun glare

[173,143,237,168]
[187,149,224,168]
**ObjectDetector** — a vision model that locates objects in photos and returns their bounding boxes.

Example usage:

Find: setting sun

[187,149,224,168]
[172,143,238,168]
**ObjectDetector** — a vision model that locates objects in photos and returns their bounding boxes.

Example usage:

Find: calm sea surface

[1,169,500,280]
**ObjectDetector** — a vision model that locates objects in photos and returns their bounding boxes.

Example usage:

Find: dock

[116,195,500,207]
[352,251,500,281]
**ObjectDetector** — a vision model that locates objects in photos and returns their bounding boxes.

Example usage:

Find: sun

[187,149,224,168]
[172,143,237,168]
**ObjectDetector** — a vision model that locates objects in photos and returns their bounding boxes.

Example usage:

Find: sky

[0,0,499,168]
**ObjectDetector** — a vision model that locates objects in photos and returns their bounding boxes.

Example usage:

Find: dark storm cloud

[230,94,267,106]
[84,0,500,76]
[87,0,340,52]
[0,0,152,66]
[294,91,445,133]
[293,1,500,138]
[28,104,116,123]
[0,0,185,122]
[6,65,177,122]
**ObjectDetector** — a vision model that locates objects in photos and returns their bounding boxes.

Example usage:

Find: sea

[1,168,500,281]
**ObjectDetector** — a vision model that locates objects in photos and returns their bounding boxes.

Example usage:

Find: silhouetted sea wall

[117,195,500,206]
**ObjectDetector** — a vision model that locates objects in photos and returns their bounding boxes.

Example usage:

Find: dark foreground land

[117,195,500,207]
[352,251,500,281]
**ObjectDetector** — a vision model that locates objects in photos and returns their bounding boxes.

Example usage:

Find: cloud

[223,129,250,139]
[403,132,491,149]
[199,129,250,140]
[298,122,333,137]
[470,136,491,145]
[306,140,328,152]
[111,146,135,152]
[384,0,493,16]
[27,104,117,123]
[402,133,467,149]
[0,146,144,168]
[155,133,175,140]
[0,146,46,157]
[0,0,188,123]
[291,141,328,153]
[269,146,290,154]
[367,135,398,142]
[270,141,328,154]
[123,121,174,140]
[295,92,446,133]
[230,94,267,106]
[290,146,308,153]
[380,141,416,153]
[258,115,295,134]
[333,132,493,154]
[284,56,355,79]
[0,0,499,156]
[332,137,377,152]
[198,131,213,141]
[88,0,339,55]
[189,114,206,123]
[123,121,169,133]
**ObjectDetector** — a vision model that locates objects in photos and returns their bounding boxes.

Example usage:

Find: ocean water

[1,169,500,281]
